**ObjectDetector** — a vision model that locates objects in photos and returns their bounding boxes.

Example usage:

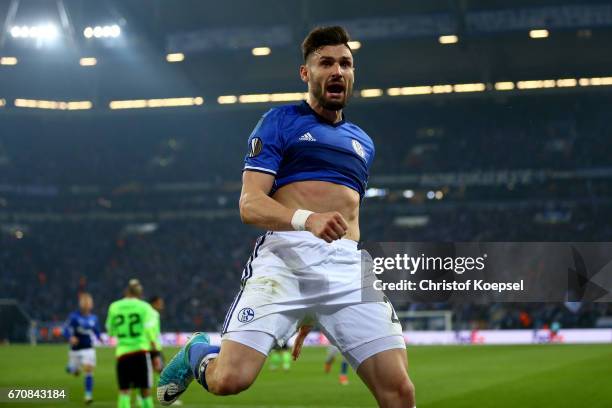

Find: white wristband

[291,209,314,231]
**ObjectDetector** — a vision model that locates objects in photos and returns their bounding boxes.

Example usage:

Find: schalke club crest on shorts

[238,307,255,323]
[352,139,365,159]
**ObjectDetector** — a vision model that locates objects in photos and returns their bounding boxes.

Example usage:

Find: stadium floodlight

[453,83,486,93]
[587,77,612,86]
[578,78,591,86]
[252,47,271,56]
[269,92,307,102]
[556,79,577,88]
[239,94,271,103]
[427,191,436,199]
[205,74,612,108]
[66,101,93,110]
[79,57,97,67]
[401,86,433,95]
[495,81,515,91]
[439,35,458,44]
[10,24,58,40]
[40,25,55,39]
[14,98,92,110]
[237,92,307,103]
[529,29,549,39]
[432,84,453,94]
[402,190,415,199]
[166,53,184,62]
[347,41,361,50]
[360,88,383,98]
[41,25,57,39]
[0,57,18,65]
[110,25,120,37]
[217,95,238,104]
[365,188,387,198]
[109,97,204,110]
[386,86,435,96]
[0,99,5,107]
[85,25,122,38]
[517,80,556,89]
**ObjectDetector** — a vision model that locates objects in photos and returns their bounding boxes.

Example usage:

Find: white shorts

[68,348,96,369]
[222,231,404,369]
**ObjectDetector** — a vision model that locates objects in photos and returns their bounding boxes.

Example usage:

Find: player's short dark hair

[301,26,352,62]
[149,295,161,304]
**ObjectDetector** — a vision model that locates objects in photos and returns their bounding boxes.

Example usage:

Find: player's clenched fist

[305,211,349,242]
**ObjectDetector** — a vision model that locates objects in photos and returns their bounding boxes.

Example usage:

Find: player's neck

[306,97,343,124]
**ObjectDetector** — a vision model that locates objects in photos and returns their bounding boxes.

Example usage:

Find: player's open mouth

[326,83,345,97]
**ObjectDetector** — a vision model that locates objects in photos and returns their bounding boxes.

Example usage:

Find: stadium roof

[0,0,611,109]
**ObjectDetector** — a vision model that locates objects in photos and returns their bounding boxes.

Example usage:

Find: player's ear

[299,64,308,83]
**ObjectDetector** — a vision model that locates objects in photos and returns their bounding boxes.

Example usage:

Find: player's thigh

[356,348,410,393]
[356,349,415,408]
[217,338,267,370]
[212,334,271,385]
[317,301,404,369]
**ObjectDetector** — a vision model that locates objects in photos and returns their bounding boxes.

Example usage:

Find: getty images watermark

[371,252,524,293]
[360,243,612,304]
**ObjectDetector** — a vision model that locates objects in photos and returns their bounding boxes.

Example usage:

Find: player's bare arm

[238,171,294,230]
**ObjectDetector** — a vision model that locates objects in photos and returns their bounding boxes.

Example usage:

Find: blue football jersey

[243,101,375,198]
[63,311,100,350]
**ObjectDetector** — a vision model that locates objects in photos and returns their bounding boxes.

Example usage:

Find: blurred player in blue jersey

[63,292,101,404]
[158,26,415,408]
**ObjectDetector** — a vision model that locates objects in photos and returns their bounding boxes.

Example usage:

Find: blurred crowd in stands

[2,208,611,333]
[0,93,610,188]
[1,93,611,334]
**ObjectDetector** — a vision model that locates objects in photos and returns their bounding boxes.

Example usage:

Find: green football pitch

[0,343,611,407]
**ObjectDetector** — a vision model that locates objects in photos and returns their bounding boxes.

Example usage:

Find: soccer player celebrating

[106,279,157,408]
[158,26,415,408]
[63,292,100,404]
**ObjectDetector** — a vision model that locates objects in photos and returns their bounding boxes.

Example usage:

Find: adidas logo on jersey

[298,132,317,142]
